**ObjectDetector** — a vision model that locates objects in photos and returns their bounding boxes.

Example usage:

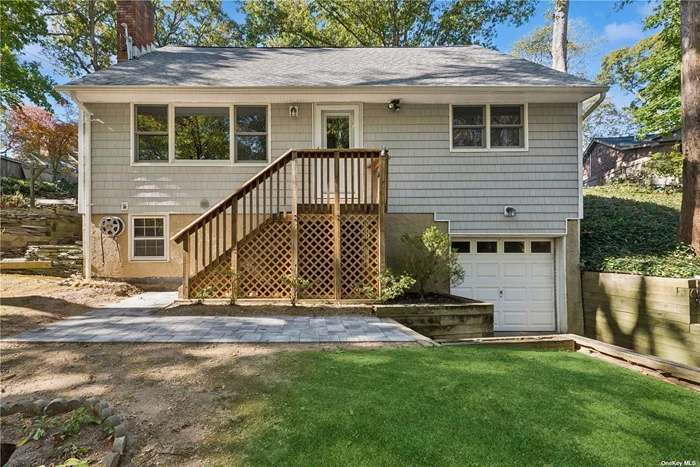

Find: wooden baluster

[301,152,305,209]
[350,152,355,212]
[344,155,348,208]
[283,164,287,218]
[334,151,341,299]
[249,186,253,233]
[215,209,220,260]
[262,177,267,225]
[363,152,368,213]
[319,153,324,213]
[194,227,199,275]
[231,199,238,297]
[208,215,212,266]
[242,192,247,237]
[223,205,227,253]
[276,167,280,219]
[326,154,331,211]
[182,232,190,299]
[311,154,316,213]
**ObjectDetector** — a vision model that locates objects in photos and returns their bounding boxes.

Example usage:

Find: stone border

[0,397,127,467]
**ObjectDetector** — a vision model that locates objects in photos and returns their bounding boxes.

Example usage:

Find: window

[450,104,527,151]
[452,106,485,148]
[175,107,230,160]
[131,216,167,260]
[135,105,168,162]
[531,241,552,254]
[236,106,268,162]
[476,241,498,253]
[451,241,471,253]
[504,241,525,253]
[490,105,524,148]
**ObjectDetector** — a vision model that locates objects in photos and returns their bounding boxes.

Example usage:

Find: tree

[597,0,681,137]
[512,18,602,78]
[5,107,78,182]
[551,0,569,72]
[583,101,637,147]
[0,0,61,110]
[240,0,537,47]
[679,0,699,254]
[155,0,240,47]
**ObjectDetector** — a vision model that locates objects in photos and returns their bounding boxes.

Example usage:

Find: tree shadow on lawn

[204,346,700,467]
[0,296,97,337]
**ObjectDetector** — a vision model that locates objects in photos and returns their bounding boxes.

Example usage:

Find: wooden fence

[582,272,700,368]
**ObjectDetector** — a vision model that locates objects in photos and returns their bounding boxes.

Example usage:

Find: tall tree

[5,107,78,182]
[598,0,681,137]
[240,0,537,47]
[154,0,240,47]
[582,101,637,147]
[512,17,601,78]
[551,0,569,72]
[679,0,699,254]
[0,0,61,110]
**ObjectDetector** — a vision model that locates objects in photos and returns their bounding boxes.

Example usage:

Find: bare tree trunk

[679,0,700,255]
[551,0,569,72]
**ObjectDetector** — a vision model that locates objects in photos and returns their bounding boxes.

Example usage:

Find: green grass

[208,346,700,466]
[582,184,700,278]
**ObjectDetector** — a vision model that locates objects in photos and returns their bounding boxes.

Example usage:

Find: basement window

[174,107,230,160]
[134,105,169,162]
[235,106,268,162]
[131,216,168,261]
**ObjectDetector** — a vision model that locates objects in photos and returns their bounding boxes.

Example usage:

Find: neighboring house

[0,155,78,185]
[582,131,681,187]
[57,1,608,333]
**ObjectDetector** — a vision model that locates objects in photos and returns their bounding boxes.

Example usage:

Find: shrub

[279,274,314,306]
[644,149,683,180]
[357,269,415,301]
[0,176,78,199]
[0,190,28,208]
[401,226,464,298]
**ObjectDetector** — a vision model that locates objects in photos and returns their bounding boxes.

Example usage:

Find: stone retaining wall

[0,206,81,258]
[582,271,700,368]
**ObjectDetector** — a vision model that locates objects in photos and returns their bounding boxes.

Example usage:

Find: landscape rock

[105,415,121,428]
[29,399,46,415]
[66,397,85,411]
[113,424,127,438]
[103,452,120,467]
[112,436,126,454]
[100,408,114,420]
[44,398,68,416]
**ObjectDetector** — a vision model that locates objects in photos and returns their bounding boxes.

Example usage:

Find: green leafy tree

[583,101,637,147]
[154,0,241,47]
[597,0,681,136]
[240,0,537,47]
[0,0,60,110]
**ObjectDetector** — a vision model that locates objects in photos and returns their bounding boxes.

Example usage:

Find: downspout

[70,91,93,280]
[582,92,606,121]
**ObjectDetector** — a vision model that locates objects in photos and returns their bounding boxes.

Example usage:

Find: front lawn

[582,184,700,277]
[209,346,700,466]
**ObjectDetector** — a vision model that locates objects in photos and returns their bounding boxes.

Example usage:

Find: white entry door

[451,238,556,332]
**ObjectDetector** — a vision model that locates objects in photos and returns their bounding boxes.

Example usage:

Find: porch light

[388,99,401,112]
[289,106,299,118]
[504,206,517,218]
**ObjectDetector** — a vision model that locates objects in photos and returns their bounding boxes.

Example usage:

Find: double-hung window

[131,216,168,261]
[135,105,169,162]
[451,104,527,150]
[235,106,268,162]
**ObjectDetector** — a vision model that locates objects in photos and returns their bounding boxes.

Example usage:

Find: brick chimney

[116,0,155,63]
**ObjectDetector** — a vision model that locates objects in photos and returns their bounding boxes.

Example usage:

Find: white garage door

[451,239,556,332]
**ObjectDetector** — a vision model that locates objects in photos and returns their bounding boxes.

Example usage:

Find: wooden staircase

[171,149,389,300]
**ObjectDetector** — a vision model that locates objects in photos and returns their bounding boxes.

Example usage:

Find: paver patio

[2,292,416,344]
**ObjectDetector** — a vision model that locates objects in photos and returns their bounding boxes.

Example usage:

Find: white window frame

[130,103,271,166]
[129,214,169,262]
[450,103,529,153]
[313,103,363,149]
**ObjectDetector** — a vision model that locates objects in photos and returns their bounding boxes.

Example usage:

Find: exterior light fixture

[289,106,299,118]
[388,99,401,112]
[504,206,517,218]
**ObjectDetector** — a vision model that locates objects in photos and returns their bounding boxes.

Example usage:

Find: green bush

[0,176,78,199]
[401,226,464,298]
[581,184,700,278]
[645,150,683,180]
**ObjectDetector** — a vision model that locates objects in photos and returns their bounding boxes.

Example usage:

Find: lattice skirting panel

[189,255,233,299]
[341,215,380,299]
[298,214,336,299]
[237,220,293,298]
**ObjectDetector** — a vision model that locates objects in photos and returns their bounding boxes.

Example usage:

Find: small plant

[59,407,100,439]
[401,226,464,299]
[193,286,216,303]
[279,273,314,306]
[226,271,244,305]
[357,269,415,301]
[0,190,28,208]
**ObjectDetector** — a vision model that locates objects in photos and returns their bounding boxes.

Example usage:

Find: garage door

[451,239,556,332]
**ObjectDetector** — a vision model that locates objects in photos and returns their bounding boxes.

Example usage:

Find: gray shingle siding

[88,101,579,234]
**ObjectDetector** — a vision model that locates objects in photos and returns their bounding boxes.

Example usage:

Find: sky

[24,0,660,118]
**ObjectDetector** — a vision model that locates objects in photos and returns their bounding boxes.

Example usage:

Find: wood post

[182,232,190,299]
[378,149,388,295]
[231,200,238,298]
[291,152,299,279]
[334,151,342,300]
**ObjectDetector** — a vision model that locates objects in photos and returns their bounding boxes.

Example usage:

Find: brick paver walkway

[2,292,416,344]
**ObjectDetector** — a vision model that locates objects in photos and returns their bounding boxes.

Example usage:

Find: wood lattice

[298,214,336,299]
[237,219,292,298]
[341,215,380,299]
[189,254,232,299]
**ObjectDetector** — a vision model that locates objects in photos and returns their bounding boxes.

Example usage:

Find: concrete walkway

[3,292,416,344]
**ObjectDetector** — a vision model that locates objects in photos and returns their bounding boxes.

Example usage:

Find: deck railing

[171,148,389,299]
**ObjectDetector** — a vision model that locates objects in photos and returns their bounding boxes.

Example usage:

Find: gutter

[581,91,606,121]
[69,91,93,280]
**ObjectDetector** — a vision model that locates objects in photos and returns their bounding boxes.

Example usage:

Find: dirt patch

[0,274,142,337]
[1,409,112,467]
[0,341,418,466]
[156,302,376,317]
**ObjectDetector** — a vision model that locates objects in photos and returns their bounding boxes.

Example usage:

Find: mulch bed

[384,292,462,305]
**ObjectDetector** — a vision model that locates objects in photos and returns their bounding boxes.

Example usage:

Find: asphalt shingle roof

[63,46,603,88]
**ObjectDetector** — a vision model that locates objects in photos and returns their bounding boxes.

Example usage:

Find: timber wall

[582,271,700,368]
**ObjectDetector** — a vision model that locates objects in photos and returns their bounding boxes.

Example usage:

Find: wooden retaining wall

[582,272,700,368]
[375,297,494,340]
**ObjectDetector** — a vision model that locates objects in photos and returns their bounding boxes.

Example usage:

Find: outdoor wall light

[504,206,517,218]
[388,99,401,112]
[289,106,299,118]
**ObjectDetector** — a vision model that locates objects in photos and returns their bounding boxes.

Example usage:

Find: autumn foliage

[5,106,77,181]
